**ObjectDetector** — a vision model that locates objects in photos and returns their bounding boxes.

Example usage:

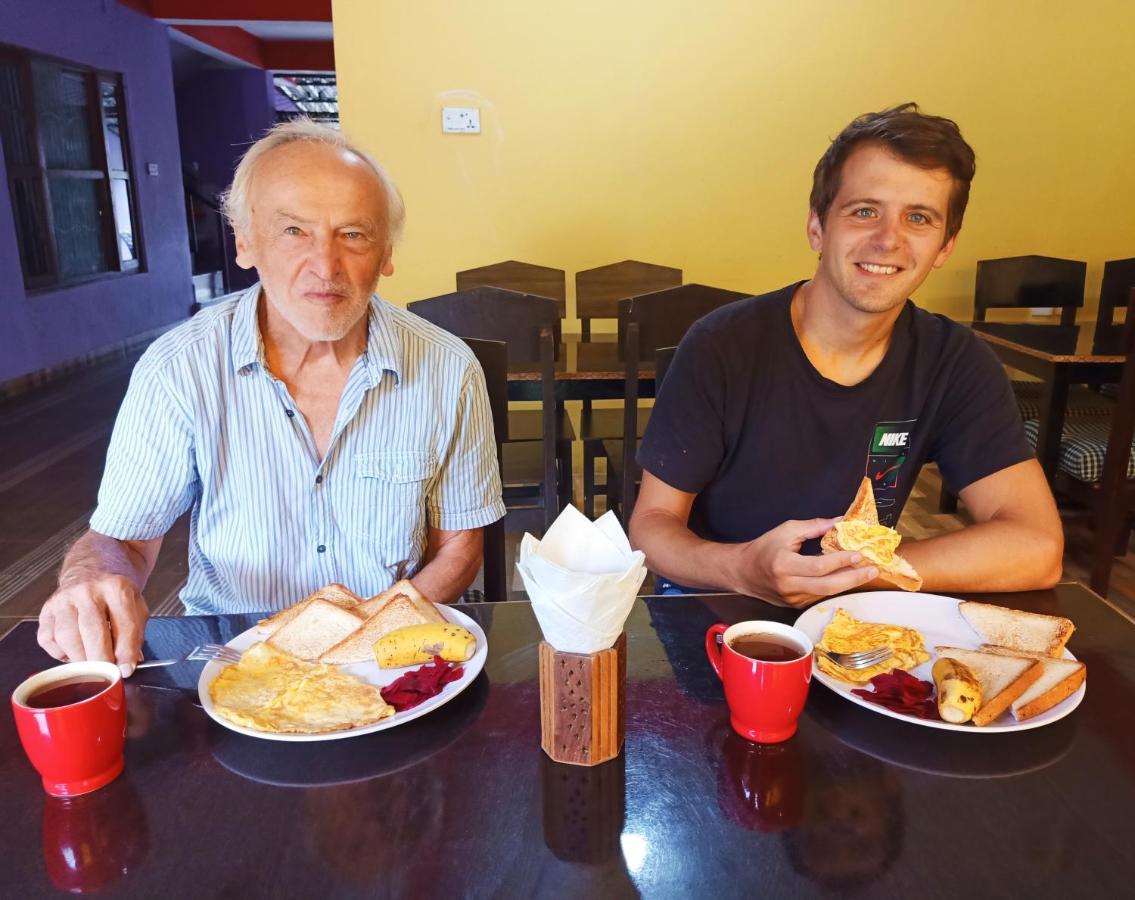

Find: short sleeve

[930,336,1034,492]
[89,365,197,540]
[427,361,506,531]
[637,320,728,494]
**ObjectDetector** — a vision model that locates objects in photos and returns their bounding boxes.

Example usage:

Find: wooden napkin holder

[539,633,626,767]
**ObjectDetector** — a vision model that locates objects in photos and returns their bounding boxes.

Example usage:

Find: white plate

[197,605,488,742]
[793,592,1086,733]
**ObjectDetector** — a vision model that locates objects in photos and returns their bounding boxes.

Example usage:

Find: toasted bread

[267,598,364,660]
[935,647,1044,726]
[821,477,923,592]
[959,601,1074,658]
[319,594,442,665]
[356,579,444,622]
[256,583,361,636]
[975,645,1086,721]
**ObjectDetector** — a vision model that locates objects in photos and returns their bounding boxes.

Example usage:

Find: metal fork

[136,644,243,669]
[814,646,893,670]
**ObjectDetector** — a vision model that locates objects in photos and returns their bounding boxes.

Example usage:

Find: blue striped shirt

[90,285,506,615]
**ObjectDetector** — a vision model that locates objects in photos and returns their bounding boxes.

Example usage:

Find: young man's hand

[732,517,878,608]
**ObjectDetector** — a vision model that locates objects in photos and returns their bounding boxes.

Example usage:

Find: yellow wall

[334,0,1135,322]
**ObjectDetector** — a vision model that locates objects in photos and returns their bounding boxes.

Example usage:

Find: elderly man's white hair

[220,118,405,246]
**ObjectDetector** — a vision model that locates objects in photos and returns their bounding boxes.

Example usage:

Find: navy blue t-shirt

[637,282,1033,548]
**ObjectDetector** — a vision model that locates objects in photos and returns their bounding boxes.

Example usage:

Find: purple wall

[176,68,276,292]
[0,0,192,383]
[177,68,275,204]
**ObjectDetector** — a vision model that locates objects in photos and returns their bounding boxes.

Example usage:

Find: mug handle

[705,623,729,681]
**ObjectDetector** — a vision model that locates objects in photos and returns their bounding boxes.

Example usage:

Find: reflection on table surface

[2,586,1134,896]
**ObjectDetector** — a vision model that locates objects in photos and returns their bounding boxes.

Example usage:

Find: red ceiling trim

[173,26,335,72]
[175,25,265,68]
[146,1,331,22]
[262,41,335,72]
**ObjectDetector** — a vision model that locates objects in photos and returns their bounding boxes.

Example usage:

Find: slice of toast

[821,477,922,591]
[319,594,438,664]
[356,579,445,622]
[256,583,361,636]
[976,645,1086,721]
[936,647,1044,726]
[267,598,364,660]
[959,601,1075,658]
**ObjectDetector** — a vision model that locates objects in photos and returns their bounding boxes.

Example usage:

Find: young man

[38,120,505,673]
[630,103,1063,607]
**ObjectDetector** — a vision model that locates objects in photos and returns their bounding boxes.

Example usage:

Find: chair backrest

[1099,288,1135,491]
[415,288,560,532]
[408,287,561,365]
[974,255,1086,325]
[1093,258,1135,351]
[611,287,747,526]
[456,260,567,319]
[616,284,750,361]
[575,260,682,338]
[460,337,509,601]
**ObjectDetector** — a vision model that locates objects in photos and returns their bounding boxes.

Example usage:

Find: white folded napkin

[517,505,647,654]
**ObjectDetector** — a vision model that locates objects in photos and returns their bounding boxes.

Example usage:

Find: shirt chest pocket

[353,450,437,548]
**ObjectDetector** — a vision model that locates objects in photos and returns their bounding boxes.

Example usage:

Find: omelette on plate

[209,641,393,734]
[816,608,930,685]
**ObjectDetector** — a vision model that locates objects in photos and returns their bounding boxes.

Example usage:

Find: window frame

[0,43,144,292]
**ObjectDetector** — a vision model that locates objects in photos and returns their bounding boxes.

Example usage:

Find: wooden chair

[941,255,1090,513]
[603,341,679,528]
[456,260,567,319]
[1092,257,1135,355]
[579,283,749,517]
[455,261,575,470]
[460,337,509,601]
[973,255,1087,325]
[409,288,562,534]
[1033,289,1135,595]
[575,259,682,339]
[599,285,750,523]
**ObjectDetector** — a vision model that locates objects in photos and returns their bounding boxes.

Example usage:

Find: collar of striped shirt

[229,284,403,388]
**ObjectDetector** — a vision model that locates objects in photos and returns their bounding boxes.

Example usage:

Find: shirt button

[317,544,326,553]
[286,410,295,418]
[315,475,323,484]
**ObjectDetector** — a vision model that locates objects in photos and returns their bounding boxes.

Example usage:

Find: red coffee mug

[11,661,127,797]
[705,621,813,743]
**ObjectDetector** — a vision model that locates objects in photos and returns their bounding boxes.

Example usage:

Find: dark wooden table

[972,323,1125,480]
[3,585,1133,898]
[507,333,654,402]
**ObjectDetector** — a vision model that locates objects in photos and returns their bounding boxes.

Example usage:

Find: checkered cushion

[1011,380,1115,421]
[1023,418,1135,482]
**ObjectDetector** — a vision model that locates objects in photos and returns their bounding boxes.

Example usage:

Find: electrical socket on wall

[442,107,480,134]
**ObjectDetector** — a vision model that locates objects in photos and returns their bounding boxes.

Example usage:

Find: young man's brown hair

[809,102,976,244]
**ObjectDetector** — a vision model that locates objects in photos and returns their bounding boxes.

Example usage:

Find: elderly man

[630,103,1064,607]
[39,120,505,674]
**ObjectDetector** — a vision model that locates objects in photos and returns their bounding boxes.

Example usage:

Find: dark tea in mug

[26,677,112,710]
[728,633,806,663]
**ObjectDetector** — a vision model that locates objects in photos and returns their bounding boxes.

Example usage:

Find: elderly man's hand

[38,576,149,677]
[734,518,879,608]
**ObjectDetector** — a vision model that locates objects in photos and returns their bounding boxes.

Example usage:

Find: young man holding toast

[630,104,1063,607]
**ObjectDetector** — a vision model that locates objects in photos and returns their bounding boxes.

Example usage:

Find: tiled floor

[2,351,1131,619]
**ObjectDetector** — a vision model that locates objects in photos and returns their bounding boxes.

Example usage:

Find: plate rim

[197,604,488,742]
[793,591,1086,734]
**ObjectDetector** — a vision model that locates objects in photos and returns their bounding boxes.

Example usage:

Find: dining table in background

[2,585,1134,898]
[971,322,1126,482]
[507,332,655,402]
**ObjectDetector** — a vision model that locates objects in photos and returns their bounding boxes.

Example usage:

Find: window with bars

[0,45,142,290]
